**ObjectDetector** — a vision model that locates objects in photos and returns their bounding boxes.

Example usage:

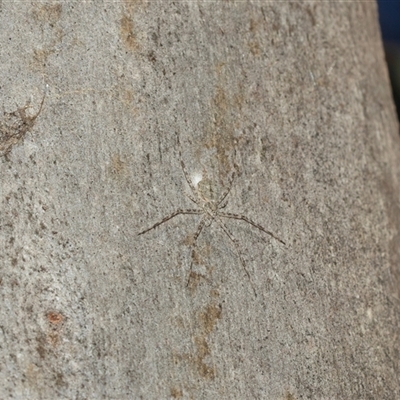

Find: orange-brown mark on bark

[186,242,215,293]
[110,154,126,175]
[47,311,64,325]
[123,0,146,13]
[30,3,64,70]
[171,299,222,381]
[199,303,222,335]
[174,315,185,329]
[32,3,62,23]
[204,86,235,181]
[119,88,140,114]
[187,271,205,293]
[115,88,141,116]
[284,391,297,400]
[249,18,259,33]
[202,82,245,181]
[55,372,66,389]
[35,311,65,358]
[170,386,183,399]
[181,235,210,262]
[192,302,222,379]
[181,232,195,248]
[47,332,60,347]
[248,41,261,56]
[120,14,139,51]
[32,48,56,70]
[215,62,226,75]
[210,289,220,298]
[26,363,41,386]
[46,311,65,346]
[248,17,262,55]
[193,336,215,379]
[191,248,202,266]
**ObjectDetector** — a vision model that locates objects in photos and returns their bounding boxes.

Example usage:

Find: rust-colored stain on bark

[284,391,297,400]
[199,304,222,335]
[123,0,145,12]
[0,94,45,157]
[120,88,140,114]
[248,41,261,56]
[191,248,203,267]
[47,311,64,325]
[30,3,64,70]
[45,310,65,346]
[201,82,244,181]
[120,14,139,51]
[247,17,262,56]
[172,300,222,381]
[110,154,126,175]
[32,48,56,70]
[170,386,183,398]
[184,242,213,292]
[193,335,215,379]
[249,18,260,34]
[47,332,60,346]
[120,0,147,51]
[186,271,203,292]
[32,3,62,23]
[192,302,222,379]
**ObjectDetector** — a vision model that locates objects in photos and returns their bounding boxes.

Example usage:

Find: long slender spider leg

[219,198,229,209]
[217,170,235,206]
[215,217,257,297]
[185,192,199,206]
[186,215,207,287]
[32,89,46,118]
[18,87,47,121]
[218,212,286,245]
[217,145,239,206]
[138,209,202,235]
[176,134,198,196]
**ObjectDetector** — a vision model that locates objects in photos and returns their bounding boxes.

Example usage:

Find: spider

[138,145,285,296]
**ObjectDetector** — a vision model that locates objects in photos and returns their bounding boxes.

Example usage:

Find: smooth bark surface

[1,2,399,399]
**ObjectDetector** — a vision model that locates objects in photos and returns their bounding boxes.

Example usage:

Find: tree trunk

[1,2,399,399]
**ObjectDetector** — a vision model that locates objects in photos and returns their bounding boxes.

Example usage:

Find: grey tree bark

[1,2,399,399]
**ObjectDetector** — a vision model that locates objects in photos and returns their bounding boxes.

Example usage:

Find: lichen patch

[0,94,45,157]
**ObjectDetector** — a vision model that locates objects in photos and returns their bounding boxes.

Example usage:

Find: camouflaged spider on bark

[138,139,285,296]
[0,91,46,157]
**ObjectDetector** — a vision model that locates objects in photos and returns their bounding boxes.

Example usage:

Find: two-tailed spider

[138,139,285,296]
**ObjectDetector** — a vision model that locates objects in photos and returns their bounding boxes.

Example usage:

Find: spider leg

[185,192,200,206]
[219,198,229,209]
[176,134,198,196]
[217,170,235,206]
[218,212,285,245]
[35,86,47,118]
[186,215,208,287]
[217,146,239,206]
[138,209,202,235]
[215,217,257,297]
[18,88,47,123]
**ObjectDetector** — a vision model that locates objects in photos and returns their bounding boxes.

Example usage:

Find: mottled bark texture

[1,2,399,399]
